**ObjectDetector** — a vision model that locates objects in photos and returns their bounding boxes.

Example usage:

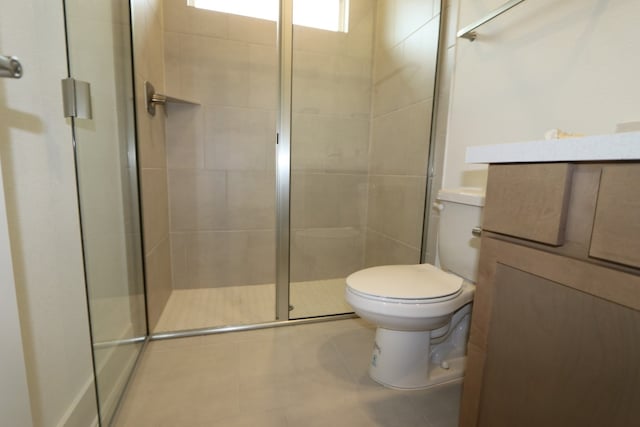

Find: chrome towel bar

[457,0,526,41]
[0,54,23,79]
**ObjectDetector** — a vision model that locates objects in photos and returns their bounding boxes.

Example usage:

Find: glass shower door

[146,0,280,332]
[288,0,440,318]
[288,0,373,318]
[63,1,146,424]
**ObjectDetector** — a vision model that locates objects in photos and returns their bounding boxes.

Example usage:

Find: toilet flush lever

[472,227,482,237]
[432,202,444,212]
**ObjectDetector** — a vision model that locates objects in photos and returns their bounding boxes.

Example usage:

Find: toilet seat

[346,264,463,303]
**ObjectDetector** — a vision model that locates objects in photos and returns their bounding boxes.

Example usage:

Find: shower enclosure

[131,0,441,334]
[63,1,147,424]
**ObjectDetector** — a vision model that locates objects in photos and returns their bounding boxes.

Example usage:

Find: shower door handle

[0,54,23,79]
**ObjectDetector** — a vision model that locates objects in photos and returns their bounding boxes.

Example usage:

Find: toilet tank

[436,188,485,283]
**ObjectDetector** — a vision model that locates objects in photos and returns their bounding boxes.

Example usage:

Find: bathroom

[1,0,638,426]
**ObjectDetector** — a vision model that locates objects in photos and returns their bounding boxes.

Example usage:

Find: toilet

[345,187,484,390]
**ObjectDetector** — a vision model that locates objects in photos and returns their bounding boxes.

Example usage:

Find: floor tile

[113,319,462,427]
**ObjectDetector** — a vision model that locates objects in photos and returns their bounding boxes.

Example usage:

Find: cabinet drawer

[590,165,640,268]
[483,163,573,246]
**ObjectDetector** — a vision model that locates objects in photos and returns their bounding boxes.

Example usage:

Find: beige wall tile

[146,236,173,332]
[249,44,278,110]
[366,175,427,248]
[204,107,276,171]
[163,0,228,39]
[369,100,432,175]
[178,34,250,107]
[179,230,276,288]
[346,0,376,59]
[394,0,436,44]
[169,169,275,231]
[292,51,338,114]
[375,0,396,52]
[228,14,277,45]
[166,103,205,169]
[290,227,365,282]
[168,169,227,231]
[291,173,368,230]
[373,18,439,116]
[335,55,373,115]
[292,52,372,116]
[163,31,182,95]
[226,171,276,229]
[169,232,189,289]
[364,229,421,267]
[140,168,170,251]
[292,0,374,60]
[291,114,370,173]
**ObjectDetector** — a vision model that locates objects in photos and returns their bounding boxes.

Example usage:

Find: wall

[160,0,441,287]
[364,0,441,266]
[132,0,174,331]
[443,0,640,190]
[162,0,278,289]
[290,0,375,282]
[162,0,377,287]
[0,0,98,425]
[0,160,33,426]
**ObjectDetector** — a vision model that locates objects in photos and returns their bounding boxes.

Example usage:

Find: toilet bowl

[345,188,484,390]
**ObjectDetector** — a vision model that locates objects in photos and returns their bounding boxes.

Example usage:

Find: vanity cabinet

[459,162,640,427]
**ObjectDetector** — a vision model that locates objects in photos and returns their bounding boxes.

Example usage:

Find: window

[188,0,349,33]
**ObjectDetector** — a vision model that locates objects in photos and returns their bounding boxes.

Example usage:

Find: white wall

[0,160,32,427]
[0,0,98,425]
[443,0,640,189]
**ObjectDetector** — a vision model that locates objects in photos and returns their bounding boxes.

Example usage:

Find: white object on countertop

[466,131,640,164]
[544,128,584,140]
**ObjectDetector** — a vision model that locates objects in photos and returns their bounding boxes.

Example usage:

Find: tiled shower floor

[113,319,462,427]
[154,278,354,333]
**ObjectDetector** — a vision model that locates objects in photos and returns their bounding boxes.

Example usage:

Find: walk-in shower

[133,0,441,335]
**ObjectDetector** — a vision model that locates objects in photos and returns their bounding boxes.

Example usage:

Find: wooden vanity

[459,135,640,427]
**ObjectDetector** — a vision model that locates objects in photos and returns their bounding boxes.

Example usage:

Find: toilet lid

[346,264,463,300]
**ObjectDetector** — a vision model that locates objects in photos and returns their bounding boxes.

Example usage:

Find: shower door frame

[275,0,293,321]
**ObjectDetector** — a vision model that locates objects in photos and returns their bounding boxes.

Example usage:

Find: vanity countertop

[465,131,640,164]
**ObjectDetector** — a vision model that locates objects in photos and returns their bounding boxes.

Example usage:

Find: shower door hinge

[61,77,93,119]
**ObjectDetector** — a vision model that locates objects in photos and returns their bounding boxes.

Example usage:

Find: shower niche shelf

[144,80,200,116]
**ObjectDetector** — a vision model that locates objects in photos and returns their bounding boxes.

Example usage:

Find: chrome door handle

[0,55,23,79]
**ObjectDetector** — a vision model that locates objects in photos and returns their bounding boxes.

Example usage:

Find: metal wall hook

[0,54,23,79]
[144,81,199,116]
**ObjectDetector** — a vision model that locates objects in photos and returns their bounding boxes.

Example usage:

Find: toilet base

[368,327,466,390]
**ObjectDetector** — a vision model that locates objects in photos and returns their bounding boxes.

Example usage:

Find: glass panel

[144,0,279,332]
[289,0,441,318]
[63,1,146,424]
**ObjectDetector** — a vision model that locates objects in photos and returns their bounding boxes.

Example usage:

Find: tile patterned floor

[154,279,354,333]
[114,319,462,427]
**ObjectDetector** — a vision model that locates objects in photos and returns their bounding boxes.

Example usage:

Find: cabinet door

[460,237,640,427]
[590,164,640,268]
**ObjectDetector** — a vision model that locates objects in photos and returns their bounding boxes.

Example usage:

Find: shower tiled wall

[364,0,440,266]
[290,0,375,282]
[163,0,278,288]
[159,0,435,289]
